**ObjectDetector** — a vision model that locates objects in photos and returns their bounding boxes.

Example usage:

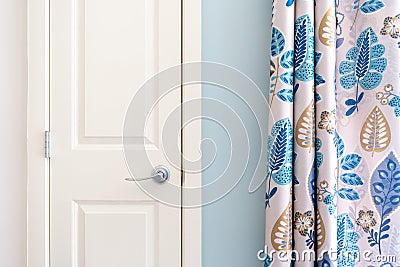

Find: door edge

[182,0,202,267]
[27,0,51,266]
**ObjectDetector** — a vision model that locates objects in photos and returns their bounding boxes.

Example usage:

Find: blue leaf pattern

[338,188,360,200]
[286,0,294,7]
[277,89,294,102]
[370,152,400,254]
[360,0,385,14]
[340,153,362,170]
[339,27,387,116]
[294,17,307,68]
[334,132,345,158]
[340,173,363,185]
[315,74,326,87]
[294,15,314,82]
[337,214,360,267]
[268,120,289,173]
[280,50,294,69]
[266,118,293,207]
[337,37,344,48]
[388,94,400,117]
[371,152,400,218]
[340,27,386,90]
[271,27,286,57]
[356,29,371,80]
[280,71,294,85]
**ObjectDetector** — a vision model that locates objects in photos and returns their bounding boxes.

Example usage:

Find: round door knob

[151,165,170,183]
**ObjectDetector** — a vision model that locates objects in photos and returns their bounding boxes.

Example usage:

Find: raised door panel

[73,202,157,267]
[72,0,162,147]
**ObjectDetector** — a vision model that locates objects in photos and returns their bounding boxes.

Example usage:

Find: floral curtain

[266,0,400,266]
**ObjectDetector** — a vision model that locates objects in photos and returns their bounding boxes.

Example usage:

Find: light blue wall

[202,1,271,266]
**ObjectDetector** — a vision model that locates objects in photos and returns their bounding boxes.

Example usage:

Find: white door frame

[27,0,202,266]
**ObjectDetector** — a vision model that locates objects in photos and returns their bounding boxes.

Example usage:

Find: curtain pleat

[265,1,295,266]
[293,1,316,266]
[314,1,338,263]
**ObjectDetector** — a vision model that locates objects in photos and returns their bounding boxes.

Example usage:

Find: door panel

[73,202,157,267]
[72,0,167,147]
[75,0,159,142]
[50,0,181,266]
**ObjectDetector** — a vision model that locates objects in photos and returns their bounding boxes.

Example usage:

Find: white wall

[0,0,27,266]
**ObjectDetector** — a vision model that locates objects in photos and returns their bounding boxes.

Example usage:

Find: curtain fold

[266,0,400,266]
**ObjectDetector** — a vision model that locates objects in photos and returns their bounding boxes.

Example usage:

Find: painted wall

[0,0,28,266]
[202,0,271,266]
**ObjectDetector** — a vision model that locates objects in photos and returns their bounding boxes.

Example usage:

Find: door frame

[27,0,202,266]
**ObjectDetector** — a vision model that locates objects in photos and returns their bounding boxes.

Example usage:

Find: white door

[50,0,181,266]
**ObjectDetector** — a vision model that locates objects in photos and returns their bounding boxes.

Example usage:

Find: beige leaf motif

[360,106,391,157]
[295,100,315,149]
[318,5,335,47]
[271,203,292,251]
[316,210,326,250]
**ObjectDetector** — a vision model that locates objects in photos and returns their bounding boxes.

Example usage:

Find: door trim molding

[182,1,202,267]
[27,0,202,266]
[27,0,50,266]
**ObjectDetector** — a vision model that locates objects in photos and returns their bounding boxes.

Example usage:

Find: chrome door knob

[125,165,170,183]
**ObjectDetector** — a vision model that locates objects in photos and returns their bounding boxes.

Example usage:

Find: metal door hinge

[45,131,51,159]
